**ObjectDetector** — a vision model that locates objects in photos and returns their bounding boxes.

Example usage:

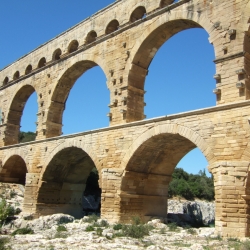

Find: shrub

[14,208,21,215]
[57,225,67,232]
[83,214,99,223]
[113,224,123,230]
[0,237,10,250]
[241,240,250,250]
[168,222,179,232]
[93,219,109,228]
[54,231,68,239]
[85,225,95,232]
[96,228,103,236]
[187,228,196,235]
[121,223,152,238]
[113,217,153,239]
[132,216,141,225]
[99,220,109,227]
[9,190,17,199]
[11,227,34,236]
[0,199,15,227]
[172,242,191,248]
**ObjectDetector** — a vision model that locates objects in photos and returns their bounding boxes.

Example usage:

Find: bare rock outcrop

[10,214,74,232]
[167,199,215,226]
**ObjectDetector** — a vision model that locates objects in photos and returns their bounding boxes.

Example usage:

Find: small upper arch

[68,40,79,53]
[25,64,32,75]
[130,6,146,23]
[3,76,9,85]
[38,57,46,68]
[13,71,20,80]
[85,31,97,44]
[160,0,175,8]
[105,19,119,35]
[4,84,38,145]
[52,48,62,61]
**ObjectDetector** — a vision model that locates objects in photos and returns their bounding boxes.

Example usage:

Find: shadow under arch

[130,6,146,23]
[160,0,174,8]
[125,18,216,122]
[5,85,38,146]
[243,8,250,98]
[37,146,100,218]
[119,123,214,222]
[47,60,107,138]
[0,155,27,185]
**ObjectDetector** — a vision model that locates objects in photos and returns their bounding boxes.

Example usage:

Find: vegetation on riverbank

[168,168,214,201]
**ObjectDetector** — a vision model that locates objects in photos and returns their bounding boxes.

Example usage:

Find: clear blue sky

[0,1,216,175]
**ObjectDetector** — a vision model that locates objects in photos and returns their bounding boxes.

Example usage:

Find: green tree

[168,168,214,201]
[19,131,36,143]
[0,198,15,227]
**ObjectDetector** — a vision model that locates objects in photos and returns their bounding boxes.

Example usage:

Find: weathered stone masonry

[0,0,250,238]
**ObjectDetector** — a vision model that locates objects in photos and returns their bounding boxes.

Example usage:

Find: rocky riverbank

[167,199,215,227]
[0,183,249,249]
[2,214,250,250]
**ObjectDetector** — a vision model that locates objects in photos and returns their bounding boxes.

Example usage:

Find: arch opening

[19,91,38,143]
[130,6,146,23]
[160,0,175,8]
[47,60,108,137]
[38,57,46,68]
[25,65,32,75]
[37,147,101,218]
[53,48,62,61]
[127,19,215,122]
[105,20,119,35]
[68,40,79,53]
[168,148,213,201]
[5,85,38,145]
[3,77,9,85]
[13,71,20,80]
[85,31,97,44]
[0,155,27,185]
[120,132,210,222]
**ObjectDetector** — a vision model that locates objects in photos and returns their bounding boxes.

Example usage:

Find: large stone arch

[0,154,28,185]
[119,123,214,222]
[37,146,100,218]
[46,59,109,138]
[43,143,100,175]
[4,84,38,146]
[124,10,218,122]
[121,122,214,169]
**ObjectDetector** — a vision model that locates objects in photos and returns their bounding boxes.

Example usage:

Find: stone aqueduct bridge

[0,0,249,237]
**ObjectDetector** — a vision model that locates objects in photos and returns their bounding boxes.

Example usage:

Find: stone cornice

[214,52,245,64]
